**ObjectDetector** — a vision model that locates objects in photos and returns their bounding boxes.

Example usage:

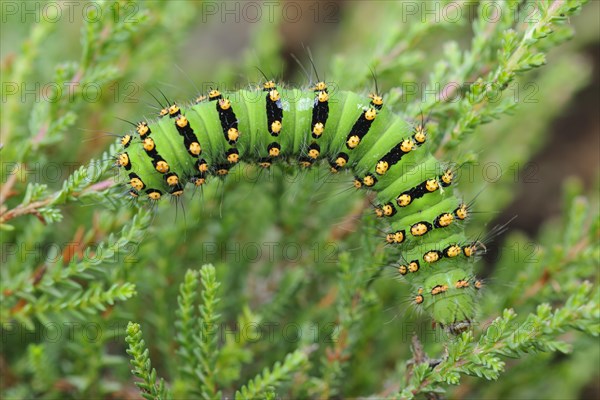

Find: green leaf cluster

[1,1,597,399]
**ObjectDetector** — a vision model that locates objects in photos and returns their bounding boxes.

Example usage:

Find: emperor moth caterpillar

[115,80,483,334]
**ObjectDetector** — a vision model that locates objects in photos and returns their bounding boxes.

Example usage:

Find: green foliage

[126,322,171,400]
[1,1,598,399]
[174,265,223,399]
[235,349,309,400]
[401,283,599,399]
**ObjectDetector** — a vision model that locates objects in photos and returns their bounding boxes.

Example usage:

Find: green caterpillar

[115,80,482,334]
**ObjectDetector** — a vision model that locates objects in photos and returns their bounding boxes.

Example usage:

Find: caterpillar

[115,79,483,334]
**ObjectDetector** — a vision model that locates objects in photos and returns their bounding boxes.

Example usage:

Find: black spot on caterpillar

[114,80,483,334]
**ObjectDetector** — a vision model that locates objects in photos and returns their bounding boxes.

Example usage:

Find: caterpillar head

[420,268,477,335]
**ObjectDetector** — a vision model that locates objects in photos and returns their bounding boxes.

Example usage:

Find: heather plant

[1,1,598,399]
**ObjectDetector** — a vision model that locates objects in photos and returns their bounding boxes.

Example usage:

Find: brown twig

[0,197,55,224]
[0,178,114,224]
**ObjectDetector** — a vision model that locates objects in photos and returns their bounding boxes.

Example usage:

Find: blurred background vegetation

[1,1,598,399]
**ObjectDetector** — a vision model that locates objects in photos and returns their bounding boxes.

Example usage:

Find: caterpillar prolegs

[115,80,483,334]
